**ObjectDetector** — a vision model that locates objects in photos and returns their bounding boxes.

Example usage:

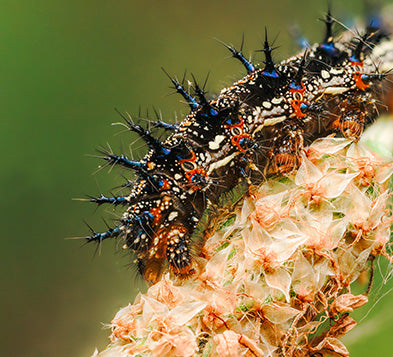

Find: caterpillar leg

[122,189,199,283]
[166,224,194,277]
[266,120,304,175]
[333,94,378,141]
[135,223,195,284]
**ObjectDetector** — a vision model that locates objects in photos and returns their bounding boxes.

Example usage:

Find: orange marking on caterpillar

[290,99,309,118]
[185,168,208,190]
[289,82,306,95]
[160,179,171,190]
[353,72,369,90]
[224,114,245,130]
[231,133,252,152]
[178,150,197,165]
[149,207,163,226]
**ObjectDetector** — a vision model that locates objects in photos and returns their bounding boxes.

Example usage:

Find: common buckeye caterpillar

[83,9,391,284]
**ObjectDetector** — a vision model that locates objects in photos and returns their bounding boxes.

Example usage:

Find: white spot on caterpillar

[208,135,225,150]
[330,68,343,75]
[321,70,330,80]
[253,116,284,136]
[168,211,178,221]
[174,173,182,180]
[324,87,349,95]
[263,116,287,126]
[262,101,272,109]
[207,152,239,175]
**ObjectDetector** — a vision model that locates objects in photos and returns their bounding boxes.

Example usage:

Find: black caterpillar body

[84,10,392,283]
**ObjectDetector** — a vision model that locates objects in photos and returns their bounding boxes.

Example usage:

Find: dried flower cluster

[93,136,393,357]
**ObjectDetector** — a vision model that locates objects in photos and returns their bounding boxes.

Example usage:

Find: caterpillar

[82,8,392,284]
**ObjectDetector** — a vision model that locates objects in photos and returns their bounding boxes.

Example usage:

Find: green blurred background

[1,0,393,356]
